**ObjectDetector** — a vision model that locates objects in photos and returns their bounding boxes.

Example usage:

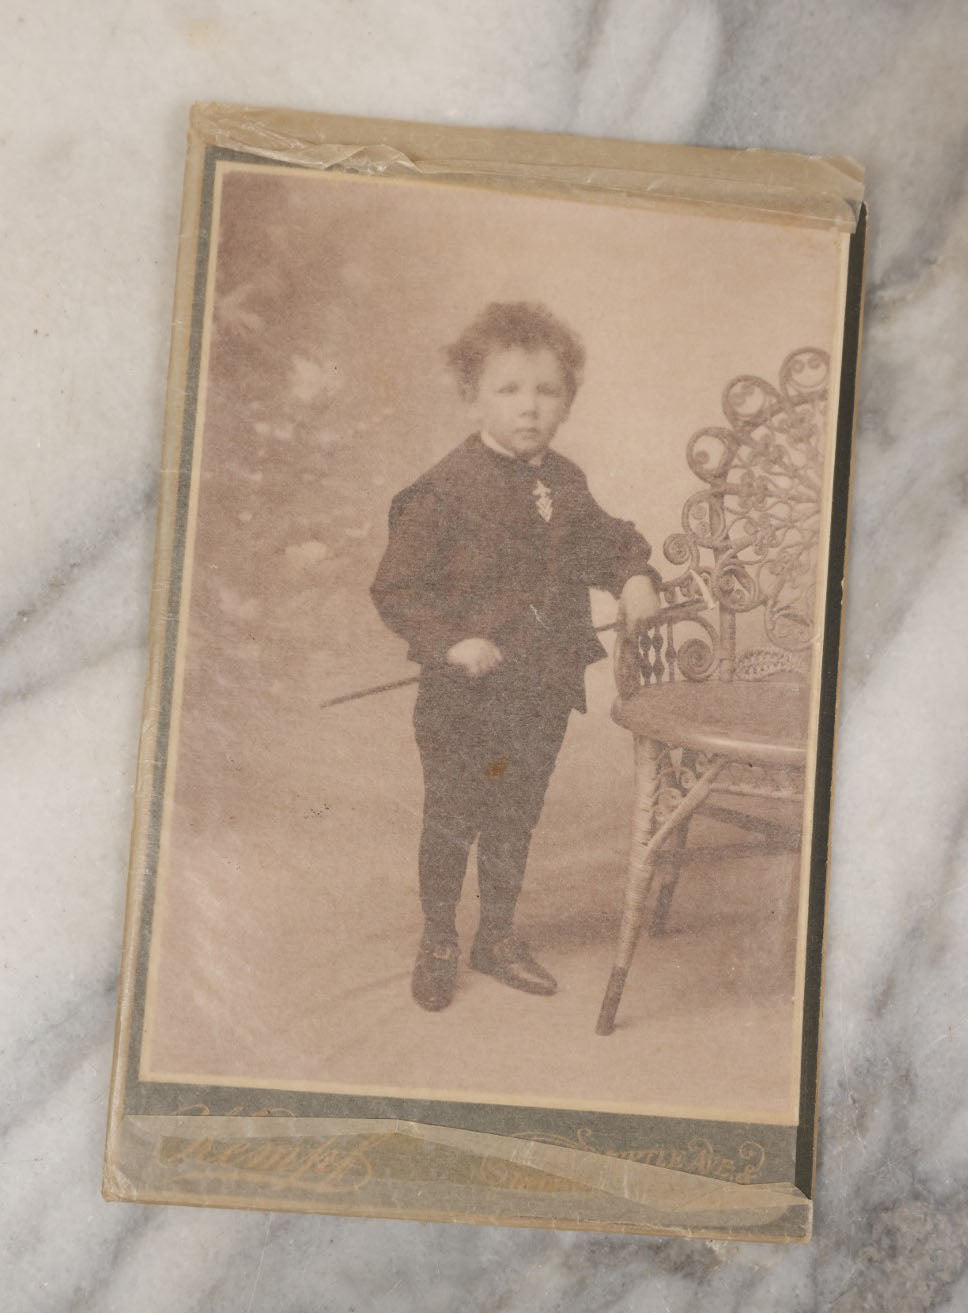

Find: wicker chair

[595,347,830,1036]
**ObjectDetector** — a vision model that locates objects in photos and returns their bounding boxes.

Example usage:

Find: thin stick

[319,621,617,711]
[318,599,704,711]
[319,674,426,710]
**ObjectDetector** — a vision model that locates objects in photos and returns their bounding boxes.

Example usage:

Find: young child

[371,302,661,1011]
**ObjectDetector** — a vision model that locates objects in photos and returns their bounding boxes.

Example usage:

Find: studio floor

[144,660,803,1125]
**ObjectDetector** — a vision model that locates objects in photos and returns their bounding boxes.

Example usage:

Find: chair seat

[612,680,810,768]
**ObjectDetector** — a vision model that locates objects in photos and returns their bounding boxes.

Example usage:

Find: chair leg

[650,816,693,937]
[652,746,696,936]
[596,736,662,1036]
[596,745,726,1036]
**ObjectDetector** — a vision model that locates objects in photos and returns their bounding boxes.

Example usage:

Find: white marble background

[3,2,967,1309]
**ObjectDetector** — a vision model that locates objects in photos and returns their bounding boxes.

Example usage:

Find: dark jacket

[371,435,659,710]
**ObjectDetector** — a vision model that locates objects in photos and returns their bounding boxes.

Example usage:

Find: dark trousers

[413,667,572,944]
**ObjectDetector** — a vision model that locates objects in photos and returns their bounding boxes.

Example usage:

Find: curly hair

[445,302,586,406]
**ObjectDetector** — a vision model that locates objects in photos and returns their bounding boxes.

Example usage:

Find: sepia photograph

[136,154,847,1132]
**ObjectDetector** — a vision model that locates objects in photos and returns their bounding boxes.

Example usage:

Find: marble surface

[4,1,968,1309]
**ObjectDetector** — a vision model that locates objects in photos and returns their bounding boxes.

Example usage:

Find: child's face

[470,346,570,461]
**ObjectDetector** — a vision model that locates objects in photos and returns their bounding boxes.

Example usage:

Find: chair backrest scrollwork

[617,347,830,696]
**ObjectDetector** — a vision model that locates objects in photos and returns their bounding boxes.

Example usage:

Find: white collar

[480,429,545,469]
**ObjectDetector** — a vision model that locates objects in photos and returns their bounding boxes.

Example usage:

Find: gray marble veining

[4,0,968,1308]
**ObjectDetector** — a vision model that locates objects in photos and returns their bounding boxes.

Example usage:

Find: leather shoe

[412,934,460,1011]
[469,933,557,996]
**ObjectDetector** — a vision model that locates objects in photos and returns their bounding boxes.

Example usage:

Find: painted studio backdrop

[141,162,845,1124]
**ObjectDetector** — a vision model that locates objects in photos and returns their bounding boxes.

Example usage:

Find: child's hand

[618,575,661,634]
[446,637,503,678]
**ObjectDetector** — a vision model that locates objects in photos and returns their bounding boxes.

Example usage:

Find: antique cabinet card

[105,103,865,1240]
